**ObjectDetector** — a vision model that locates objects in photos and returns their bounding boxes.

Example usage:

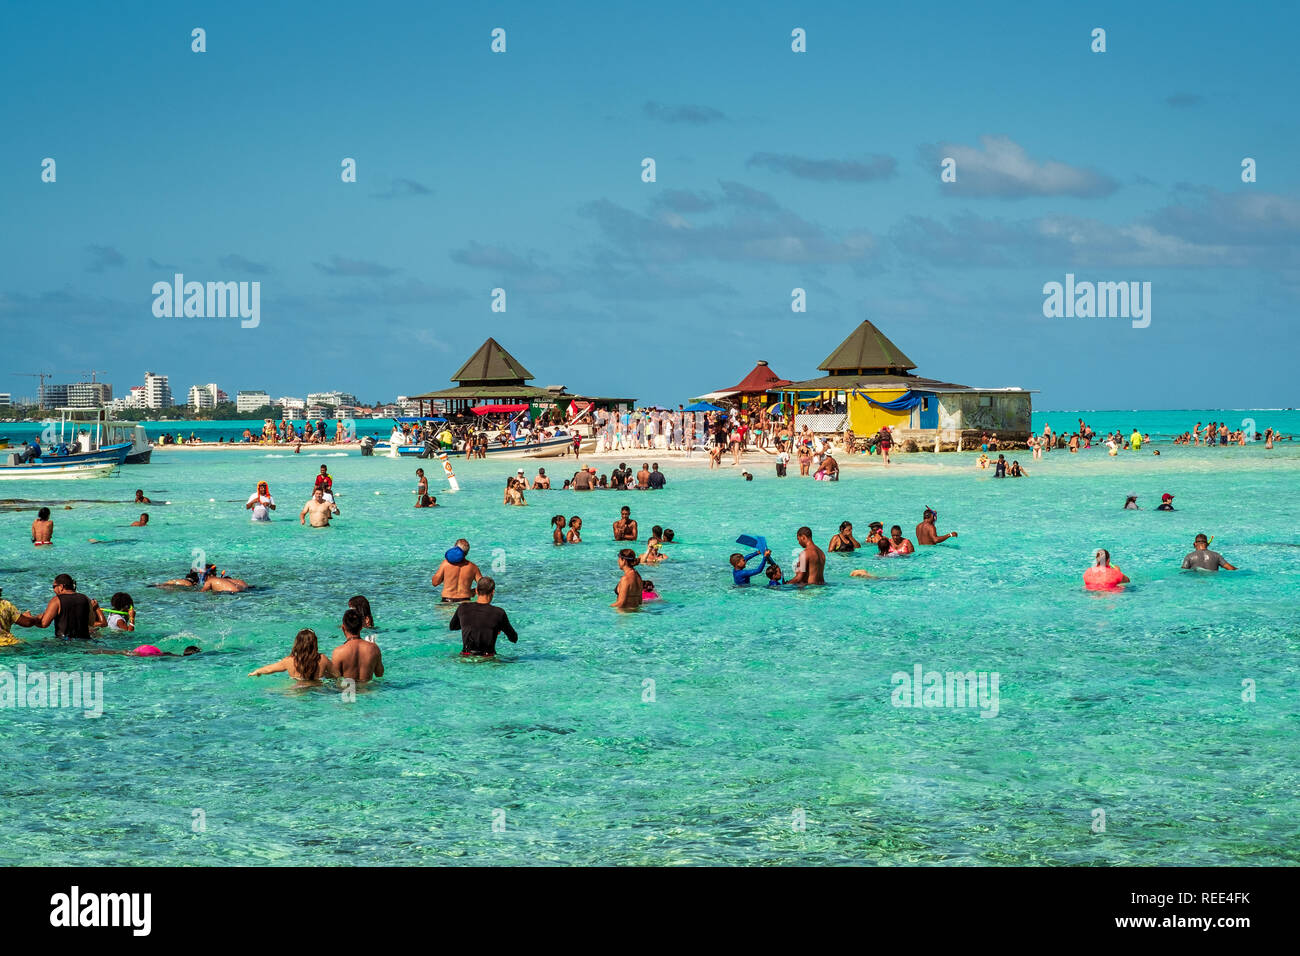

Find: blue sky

[2,1,1297,409]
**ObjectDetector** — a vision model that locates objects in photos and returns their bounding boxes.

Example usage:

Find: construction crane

[11,371,54,410]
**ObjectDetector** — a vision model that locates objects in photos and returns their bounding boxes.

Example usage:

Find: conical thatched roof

[450,337,534,384]
[819,320,916,374]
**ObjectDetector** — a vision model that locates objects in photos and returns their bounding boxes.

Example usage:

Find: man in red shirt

[314,465,333,499]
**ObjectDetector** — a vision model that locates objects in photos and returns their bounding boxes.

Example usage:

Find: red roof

[724,361,792,394]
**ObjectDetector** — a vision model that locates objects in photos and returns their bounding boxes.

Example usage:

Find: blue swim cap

[445,546,465,563]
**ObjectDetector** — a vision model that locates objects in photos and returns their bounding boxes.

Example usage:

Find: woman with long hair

[248,628,338,679]
[348,595,375,629]
[612,549,643,609]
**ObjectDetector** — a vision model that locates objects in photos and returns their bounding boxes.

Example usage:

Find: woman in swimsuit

[828,521,861,552]
[567,516,582,542]
[612,549,643,609]
[348,595,376,629]
[248,628,338,679]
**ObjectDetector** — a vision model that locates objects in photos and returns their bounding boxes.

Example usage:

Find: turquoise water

[1,436,1297,864]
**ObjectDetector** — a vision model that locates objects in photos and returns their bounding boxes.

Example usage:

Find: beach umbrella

[684,401,724,412]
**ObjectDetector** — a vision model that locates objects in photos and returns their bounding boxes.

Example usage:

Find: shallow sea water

[1,435,1297,865]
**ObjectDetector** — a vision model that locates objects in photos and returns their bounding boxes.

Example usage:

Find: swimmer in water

[876,539,893,557]
[1083,548,1130,590]
[888,525,915,555]
[348,594,376,630]
[864,521,885,546]
[300,487,340,527]
[613,506,638,541]
[134,489,152,504]
[790,527,826,586]
[640,537,666,565]
[415,468,428,499]
[201,565,249,593]
[155,569,201,588]
[22,574,104,639]
[87,644,202,657]
[31,507,53,546]
[314,465,334,498]
[828,521,861,553]
[1157,493,1176,511]
[915,508,957,545]
[102,592,135,632]
[130,513,149,527]
[612,549,643,609]
[1123,495,1140,510]
[246,481,275,520]
[432,538,483,603]
[640,579,660,601]
[415,494,437,508]
[450,576,518,656]
[249,628,338,679]
[0,588,40,646]
[764,562,784,587]
[566,516,582,543]
[552,515,568,545]
[849,568,876,578]
[730,547,771,585]
[332,608,384,682]
[661,528,675,544]
[1181,533,1236,572]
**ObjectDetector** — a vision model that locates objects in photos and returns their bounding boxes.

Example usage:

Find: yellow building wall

[848,391,912,435]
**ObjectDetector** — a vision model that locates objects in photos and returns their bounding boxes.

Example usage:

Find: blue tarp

[854,389,924,411]
[684,401,725,412]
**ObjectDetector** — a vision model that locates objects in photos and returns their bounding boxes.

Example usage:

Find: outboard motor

[359,435,375,457]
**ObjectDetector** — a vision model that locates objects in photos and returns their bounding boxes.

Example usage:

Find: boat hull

[0,462,117,480]
[35,442,133,467]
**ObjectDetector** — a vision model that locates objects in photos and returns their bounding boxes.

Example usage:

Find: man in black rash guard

[29,573,99,639]
[449,577,518,657]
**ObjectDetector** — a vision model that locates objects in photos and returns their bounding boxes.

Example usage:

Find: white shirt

[247,492,274,520]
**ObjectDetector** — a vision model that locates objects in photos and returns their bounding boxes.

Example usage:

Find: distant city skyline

[3,2,1297,408]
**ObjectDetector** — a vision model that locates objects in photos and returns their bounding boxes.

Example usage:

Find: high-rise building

[307,390,359,409]
[143,372,172,409]
[66,382,112,408]
[0,393,11,408]
[39,383,69,409]
[188,384,219,410]
[236,390,271,413]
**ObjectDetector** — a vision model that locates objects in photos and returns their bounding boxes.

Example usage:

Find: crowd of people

[1,416,1256,682]
[1172,422,1288,447]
